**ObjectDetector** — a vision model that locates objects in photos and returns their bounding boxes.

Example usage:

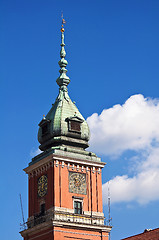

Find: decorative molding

[24,152,106,175]
[26,157,103,178]
[53,229,102,237]
[51,161,54,167]
[21,222,111,239]
[77,165,79,171]
[52,219,111,232]
[54,156,105,168]
[29,172,34,178]
[72,196,84,200]
[56,160,58,167]
[67,163,70,169]
[62,161,64,168]
[20,209,111,238]
[54,206,74,214]
[28,161,53,177]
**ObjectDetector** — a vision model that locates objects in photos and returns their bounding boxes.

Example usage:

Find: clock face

[69,172,86,195]
[38,175,48,197]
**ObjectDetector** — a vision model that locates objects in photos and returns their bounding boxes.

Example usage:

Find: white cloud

[87,94,159,205]
[103,157,159,205]
[87,94,159,156]
[30,148,42,157]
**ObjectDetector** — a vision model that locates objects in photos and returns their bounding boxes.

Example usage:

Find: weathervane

[61,12,66,32]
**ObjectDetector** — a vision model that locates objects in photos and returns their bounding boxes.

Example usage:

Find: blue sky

[1,0,159,239]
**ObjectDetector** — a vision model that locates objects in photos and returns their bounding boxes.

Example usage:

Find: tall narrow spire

[56,18,70,88]
[38,16,90,151]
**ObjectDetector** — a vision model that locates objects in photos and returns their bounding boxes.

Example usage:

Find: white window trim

[73,197,83,214]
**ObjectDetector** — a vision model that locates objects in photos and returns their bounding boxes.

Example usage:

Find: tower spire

[38,15,90,151]
[56,16,70,88]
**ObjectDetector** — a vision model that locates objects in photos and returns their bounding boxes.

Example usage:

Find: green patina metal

[56,30,70,87]
[30,147,102,166]
[38,27,90,151]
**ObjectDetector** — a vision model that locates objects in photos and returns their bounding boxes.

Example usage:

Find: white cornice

[24,153,106,174]
[20,220,112,237]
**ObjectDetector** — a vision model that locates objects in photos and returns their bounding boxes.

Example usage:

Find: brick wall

[122,228,159,240]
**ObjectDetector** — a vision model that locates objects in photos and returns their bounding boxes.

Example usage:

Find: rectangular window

[40,203,45,216]
[42,124,48,136]
[70,121,81,133]
[74,201,82,214]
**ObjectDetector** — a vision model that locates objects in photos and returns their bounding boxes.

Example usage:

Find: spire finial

[61,11,65,33]
[56,14,70,89]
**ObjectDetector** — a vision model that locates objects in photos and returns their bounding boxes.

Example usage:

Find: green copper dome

[38,26,90,151]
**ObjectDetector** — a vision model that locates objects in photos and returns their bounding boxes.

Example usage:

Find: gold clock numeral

[69,172,86,195]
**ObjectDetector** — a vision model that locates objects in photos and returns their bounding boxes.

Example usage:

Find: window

[70,121,81,132]
[40,203,45,216]
[39,118,50,136]
[66,116,83,134]
[42,124,48,136]
[74,201,82,214]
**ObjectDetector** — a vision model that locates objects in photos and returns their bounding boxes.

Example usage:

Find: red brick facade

[28,156,104,218]
[122,228,159,240]
[20,152,111,240]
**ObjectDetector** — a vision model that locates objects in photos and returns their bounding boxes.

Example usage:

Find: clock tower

[20,20,112,240]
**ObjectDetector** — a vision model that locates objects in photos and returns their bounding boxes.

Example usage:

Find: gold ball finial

[61,17,66,32]
[61,26,65,32]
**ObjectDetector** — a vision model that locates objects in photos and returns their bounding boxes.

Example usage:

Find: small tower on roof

[38,19,90,152]
[20,17,111,240]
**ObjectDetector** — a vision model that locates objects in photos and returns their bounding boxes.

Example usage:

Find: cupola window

[66,116,84,134]
[42,124,48,136]
[70,120,81,132]
[38,118,50,137]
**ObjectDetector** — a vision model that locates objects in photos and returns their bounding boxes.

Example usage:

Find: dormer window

[70,120,81,132]
[66,116,84,134]
[38,118,50,137]
[42,124,48,136]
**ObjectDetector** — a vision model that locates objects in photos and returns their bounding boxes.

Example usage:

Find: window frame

[38,118,50,137]
[68,120,81,133]
[42,123,49,136]
[72,197,84,215]
[65,116,84,134]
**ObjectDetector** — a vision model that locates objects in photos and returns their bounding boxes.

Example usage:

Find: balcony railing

[25,211,107,229]
[54,212,104,226]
